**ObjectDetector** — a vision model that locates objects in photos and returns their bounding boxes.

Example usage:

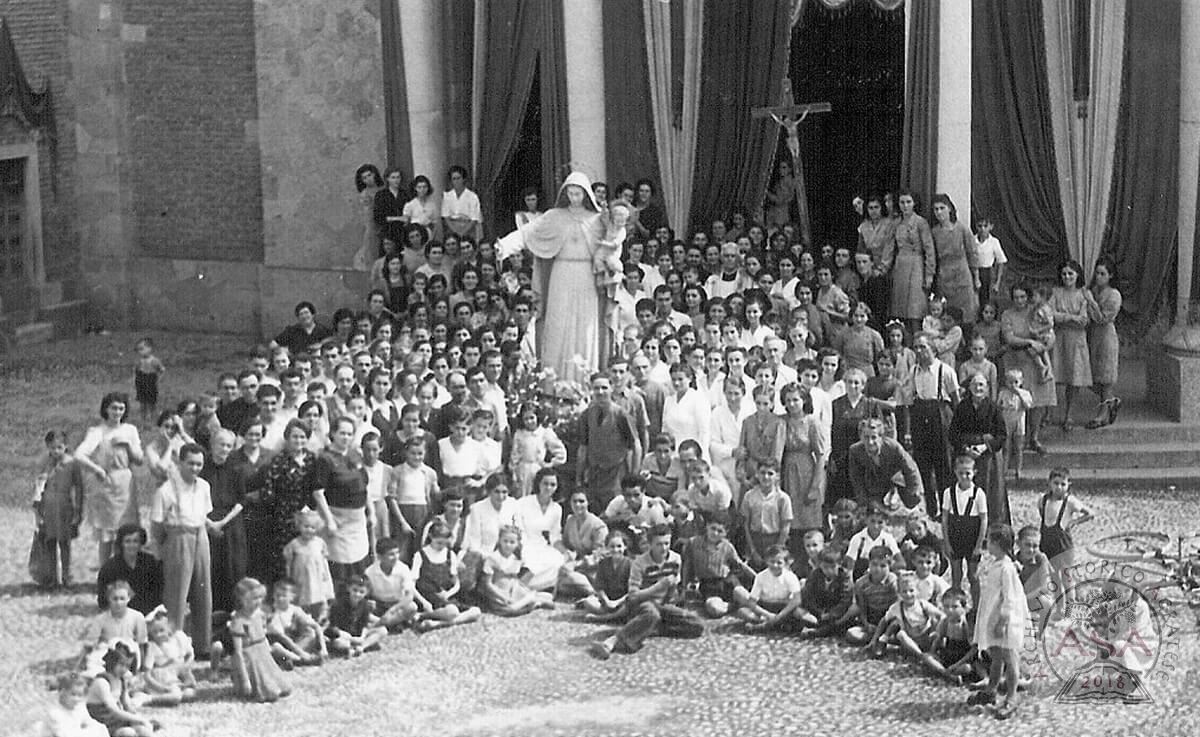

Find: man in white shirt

[441,165,482,241]
[480,350,509,437]
[902,333,959,516]
[152,443,215,655]
[764,337,798,388]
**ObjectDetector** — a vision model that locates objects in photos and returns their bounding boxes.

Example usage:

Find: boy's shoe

[588,641,612,660]
[993,701,1017,720]
[966,691,996,707]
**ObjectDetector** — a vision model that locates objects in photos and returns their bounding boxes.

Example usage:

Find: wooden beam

[750,101,832,119]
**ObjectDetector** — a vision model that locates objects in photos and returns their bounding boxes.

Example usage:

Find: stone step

[1022,441,1200,469]
[1008,465,1200,491]
[13,321,54,345]
[1058,421,1200,444]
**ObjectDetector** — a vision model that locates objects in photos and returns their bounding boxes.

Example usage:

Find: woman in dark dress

[948,373,1008,526]
[201,428,247,613]
[373,166,410,248]
[246,419,318,585]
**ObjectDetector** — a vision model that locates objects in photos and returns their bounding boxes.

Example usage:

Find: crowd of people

[32,164,1131,733]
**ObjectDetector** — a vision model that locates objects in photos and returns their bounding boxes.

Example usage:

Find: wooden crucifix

[751,79,830,247]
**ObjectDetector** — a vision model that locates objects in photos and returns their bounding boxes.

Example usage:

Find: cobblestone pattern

[3,487,1198,736]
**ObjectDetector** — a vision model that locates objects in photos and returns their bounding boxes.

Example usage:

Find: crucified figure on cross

[752,79,830,247]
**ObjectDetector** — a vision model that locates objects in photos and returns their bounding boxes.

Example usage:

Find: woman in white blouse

[709,377,754,503]
[662,362,711,461]
[513,468,566,592]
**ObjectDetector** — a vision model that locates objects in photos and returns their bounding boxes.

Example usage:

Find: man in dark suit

[848,418,924,511]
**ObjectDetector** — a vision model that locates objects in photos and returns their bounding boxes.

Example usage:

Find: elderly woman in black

[948,372,1008,526]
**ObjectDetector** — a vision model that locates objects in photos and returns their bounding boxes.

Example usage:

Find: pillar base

[1148,325,1200,422]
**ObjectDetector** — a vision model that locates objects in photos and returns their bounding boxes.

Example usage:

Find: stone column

[1155,0,1200,421]
[935,0,970,221]
[562,0,607,182]
[400,0,448,185]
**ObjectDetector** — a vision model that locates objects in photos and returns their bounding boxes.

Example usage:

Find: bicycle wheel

[1086,531,1170,562]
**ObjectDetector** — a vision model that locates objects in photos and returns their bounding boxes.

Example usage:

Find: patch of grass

[0,330,251,507]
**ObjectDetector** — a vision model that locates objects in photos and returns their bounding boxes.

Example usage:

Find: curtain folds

[602,0,662,194]
[1043,0,1125,277]
[379,1,413,177]
[688,0,790,235]
[473,0,570,237]
[441,0,474,176]
[1099,0,1181,323]
[790,0,905,248]
[970,0,1069,279]
[643,0,703,233]
[900,0,939,210]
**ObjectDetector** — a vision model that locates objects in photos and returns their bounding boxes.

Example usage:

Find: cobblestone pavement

[4,486,1198,737]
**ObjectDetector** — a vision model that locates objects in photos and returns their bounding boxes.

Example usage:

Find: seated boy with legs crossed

[680,512,756,618]
[324,574,387,657]
[364,537,420,632]
[845,545,899,651]
[929,587,984,684]
[264,578,327,667]
[796,547,855,638]
[735,544,804,631]
[871,572,959,684]
[589,523,704,659]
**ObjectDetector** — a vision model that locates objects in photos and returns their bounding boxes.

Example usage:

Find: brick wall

[0,0,78,283]
[123,0,263,262]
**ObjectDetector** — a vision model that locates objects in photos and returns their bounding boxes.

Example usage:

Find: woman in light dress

[75,393,144,563]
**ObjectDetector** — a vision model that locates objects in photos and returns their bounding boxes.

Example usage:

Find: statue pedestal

[1149,325,1200,422]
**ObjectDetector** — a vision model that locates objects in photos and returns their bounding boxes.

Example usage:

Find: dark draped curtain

[970,0,1069,279]
[900,0,939,212]
[602,0,661,193]
[688,0,790,236]
[1099,0,1181,324]
[441,0,474,177]
[474,0,570,237]
[789,0,905,250]
[379,2,412,178]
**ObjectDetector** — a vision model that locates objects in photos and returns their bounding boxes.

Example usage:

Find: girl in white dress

[968,523,1029,720]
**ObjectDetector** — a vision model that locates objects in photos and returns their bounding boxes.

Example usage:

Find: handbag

[28,527,57,586]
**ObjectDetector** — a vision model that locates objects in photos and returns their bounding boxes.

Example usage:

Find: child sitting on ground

[140,611,197,706]
[845,545,899,647]
[667,493,703,555]
[480,525,555,616]
[82,581,147,676]
[264,578,326,667]
[641,433,685,500]
[363,537,421,632]
[898,512,946,574]
[36,672,107,737]
[910,545,951,606]
[325,575,387,657]
[85,643,157,736]
[412,520,483,631]
[792,529,826,583]
[578,530,633,620]
[735,545,804,631]
[826,498,861,557]
[872,573,956,684]
[930,588,983,683]
[680,513,756,618]
[229,577,291,702]
[843,505,901,580]
[796,547,854,638]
